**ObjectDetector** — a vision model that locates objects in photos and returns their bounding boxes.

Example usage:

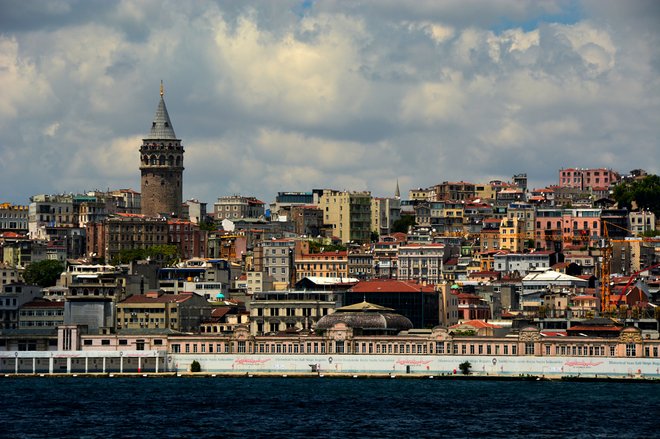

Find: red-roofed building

[345,279,441,328]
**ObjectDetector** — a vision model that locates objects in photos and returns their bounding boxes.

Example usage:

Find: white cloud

[0,0,657,206]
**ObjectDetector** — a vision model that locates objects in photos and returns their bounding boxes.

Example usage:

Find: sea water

[1,377,657,438]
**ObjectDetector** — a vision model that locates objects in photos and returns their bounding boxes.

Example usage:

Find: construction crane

[612,262,660,309]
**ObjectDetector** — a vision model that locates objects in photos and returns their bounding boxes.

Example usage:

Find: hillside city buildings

[1,87,659,371]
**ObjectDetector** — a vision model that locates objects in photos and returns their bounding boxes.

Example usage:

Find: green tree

[190,360,201,372]
[111,245,180,266]
[308,241,346,253]
[459,361,472,375]
[613,174,660,216]
[22,260,64,287]
[391,215,416,234]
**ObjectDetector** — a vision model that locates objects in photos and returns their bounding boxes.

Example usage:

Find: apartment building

[371,197,401,237]
[213,195,265,221]
[0,203,28,233]
[629,210,656,236]
[397,244,445,284]
[558,168,619,190]
[295,251,349,282]
[319,190,371,244]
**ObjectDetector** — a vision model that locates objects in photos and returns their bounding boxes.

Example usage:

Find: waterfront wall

[2,351,659,378]
[168,353,660,378]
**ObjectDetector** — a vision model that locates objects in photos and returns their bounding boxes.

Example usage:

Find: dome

[316,301,413,334]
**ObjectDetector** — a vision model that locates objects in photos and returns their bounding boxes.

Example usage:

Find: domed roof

[316,301,413,332]
[621,326,641,333]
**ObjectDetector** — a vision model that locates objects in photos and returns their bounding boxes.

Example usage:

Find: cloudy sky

[1,0,658,206]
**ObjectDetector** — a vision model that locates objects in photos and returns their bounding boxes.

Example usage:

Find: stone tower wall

[140,140,184,217]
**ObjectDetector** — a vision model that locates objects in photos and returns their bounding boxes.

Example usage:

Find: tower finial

[160,80,164,97]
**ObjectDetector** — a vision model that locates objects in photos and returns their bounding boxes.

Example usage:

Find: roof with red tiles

[121,292,196,304]
[450,320,499,329]
[22,299,64,308]
[349,279,435,293]
[567,325,622,332]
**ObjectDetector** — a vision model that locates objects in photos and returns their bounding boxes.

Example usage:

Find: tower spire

[395,179,401,199]
[160,80,164,97]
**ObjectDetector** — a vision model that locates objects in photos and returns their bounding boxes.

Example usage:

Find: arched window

[159,155,165,165]
[150,155,157,165]
[168,155,174,166]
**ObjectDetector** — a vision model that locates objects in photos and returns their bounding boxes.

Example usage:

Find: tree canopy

[22,259,64,287]
[111,245,179,265]
[391,215,416,234]
[613,174,660,216]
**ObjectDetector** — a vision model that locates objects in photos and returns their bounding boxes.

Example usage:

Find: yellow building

[319,190,371,243]
[294,251,349,281]
[499,216,525,252]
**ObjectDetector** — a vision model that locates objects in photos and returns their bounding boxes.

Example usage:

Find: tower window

[165,122,169,127]
[152,122,156,128]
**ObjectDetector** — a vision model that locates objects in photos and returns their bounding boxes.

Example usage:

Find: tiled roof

[22,299,64,309]
[349,279,435,293]
[145,93,177,140]
[120,292,194,304]
[450,320,499,329]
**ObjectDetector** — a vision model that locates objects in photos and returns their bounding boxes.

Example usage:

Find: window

[171,344,181,353]
[83,340,93,346]
[101,339,110,346]
[626,344,636,357]
[525,343,535,355]
[119,339,128,346]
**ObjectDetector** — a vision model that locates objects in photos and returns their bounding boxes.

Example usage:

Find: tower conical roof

[145,84,177,140]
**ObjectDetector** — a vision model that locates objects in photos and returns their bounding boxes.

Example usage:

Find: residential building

[0,263,21,286]
[629,210,656,236]
[558,168,619,190]
[535,208,563,251]
[371,197,401,237]
[248,290,339,335]
[117,291,211,332]
[168,219,206,260]
[479,218,501,253]
[319,190,372,244]
[213,196,265,221]
[456,292,491,321]
[562,208,601,247]
[435,181,476,201]
[184,199,207,224]
[270,192,317,221]
[0,203,28,233]
[257,239,299,289]
[347,249,374,279]
[397,244,445,284]
[18,299,64,330]
[295,251,349,282]
[290,205,324,237]
[499,216,526,252]
[494,251,557,276]
[1,283,43,329]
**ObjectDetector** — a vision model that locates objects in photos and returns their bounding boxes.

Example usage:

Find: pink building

[559,168,619,190]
